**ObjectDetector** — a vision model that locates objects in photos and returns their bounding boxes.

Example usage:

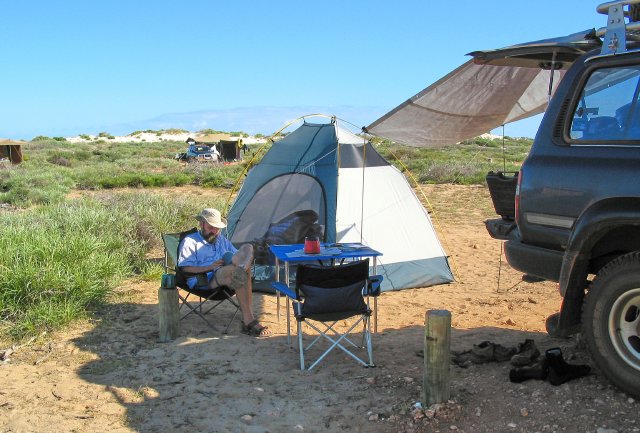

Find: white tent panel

[336,126,367,145]
[336,166,447,264]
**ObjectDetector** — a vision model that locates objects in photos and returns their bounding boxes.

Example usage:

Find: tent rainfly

[225,118,454,292]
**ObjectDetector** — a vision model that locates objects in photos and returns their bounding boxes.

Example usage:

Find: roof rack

[596,0,640,55]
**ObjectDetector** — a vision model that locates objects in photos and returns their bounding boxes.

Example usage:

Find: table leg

[285,261,291,346]
[275,256,280,321]
[373,257,378,335]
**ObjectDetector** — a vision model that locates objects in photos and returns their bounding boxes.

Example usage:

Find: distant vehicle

[176,141,220,163]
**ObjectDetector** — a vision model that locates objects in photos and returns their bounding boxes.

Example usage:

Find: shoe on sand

[511,339,541,366]
[471,341,517,363]
[545,348,591,386]
[240,319,271,337]
[509,359,549,383]
[492,342,518,362]
[470,341,495,364]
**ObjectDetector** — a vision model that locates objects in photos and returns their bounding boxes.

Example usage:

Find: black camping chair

[273,259,379,370]
[162,228,241,333]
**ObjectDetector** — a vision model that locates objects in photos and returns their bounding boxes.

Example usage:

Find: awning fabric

[367,30,602,148]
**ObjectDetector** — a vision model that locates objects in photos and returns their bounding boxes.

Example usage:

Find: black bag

[486,171,518,220]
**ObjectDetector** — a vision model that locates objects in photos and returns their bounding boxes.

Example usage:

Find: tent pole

[359,134,366,245]
[335,118,342,245]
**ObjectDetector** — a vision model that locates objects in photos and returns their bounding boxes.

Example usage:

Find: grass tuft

[0,192,225,340]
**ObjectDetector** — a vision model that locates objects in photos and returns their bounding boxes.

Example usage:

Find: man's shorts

[187,253,234,289]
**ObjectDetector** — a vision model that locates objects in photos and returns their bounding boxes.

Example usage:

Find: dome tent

[226,116,453,292]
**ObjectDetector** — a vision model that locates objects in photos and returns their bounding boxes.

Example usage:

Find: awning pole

[547,50,558,106]
[501,125,506,173]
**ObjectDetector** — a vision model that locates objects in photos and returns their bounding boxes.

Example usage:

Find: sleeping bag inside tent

[225,119,454,292]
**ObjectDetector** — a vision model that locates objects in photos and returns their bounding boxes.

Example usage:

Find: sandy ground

[1,185,638,433]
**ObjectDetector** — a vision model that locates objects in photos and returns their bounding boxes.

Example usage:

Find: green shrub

[164,128,188,135]
[0,201,134,338]
[31,136,51,142]
[0,192,219,339]
[48,156,72,167]
[0,163,74,206]
[197,128,225,135]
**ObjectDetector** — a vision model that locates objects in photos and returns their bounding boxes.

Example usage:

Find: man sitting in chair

[178,208,271,337]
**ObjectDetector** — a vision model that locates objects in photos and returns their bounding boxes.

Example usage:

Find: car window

[570,65,640,142]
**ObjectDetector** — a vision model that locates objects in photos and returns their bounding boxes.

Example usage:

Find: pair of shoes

[545,347,591,386]
[472,340,517,363]
[510,339,541,366]
[509,347,590,385]
[450,349,473,368]
[240,319,272,337]
[451,341,517,366]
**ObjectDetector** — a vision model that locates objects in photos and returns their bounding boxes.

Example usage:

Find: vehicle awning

[366,29,602,148]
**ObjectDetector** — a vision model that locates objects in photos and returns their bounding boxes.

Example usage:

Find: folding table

[268,243,382,343]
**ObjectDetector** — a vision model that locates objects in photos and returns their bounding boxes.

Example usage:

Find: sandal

[240,319,271,337]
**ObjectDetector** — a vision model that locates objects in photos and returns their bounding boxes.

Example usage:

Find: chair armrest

[271,282,300,300]
[366,275,384,296]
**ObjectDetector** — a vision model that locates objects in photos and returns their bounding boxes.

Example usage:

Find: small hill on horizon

[65,129,267,145]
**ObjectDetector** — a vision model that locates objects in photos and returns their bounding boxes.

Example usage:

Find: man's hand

[211,259,224,270]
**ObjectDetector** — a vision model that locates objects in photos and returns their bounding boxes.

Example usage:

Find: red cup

[304,236,321,254]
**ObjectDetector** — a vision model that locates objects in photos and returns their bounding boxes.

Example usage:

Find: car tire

[583,251,640,397]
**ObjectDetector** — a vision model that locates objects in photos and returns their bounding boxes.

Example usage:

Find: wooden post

[158,286,179,342]
[423,309,451,405]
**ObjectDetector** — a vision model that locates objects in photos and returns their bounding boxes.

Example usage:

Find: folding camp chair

[162,228,241,333]
[272,259,380,370]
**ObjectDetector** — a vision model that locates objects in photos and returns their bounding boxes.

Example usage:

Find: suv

[184,143,220,162]
[486,1,640,397]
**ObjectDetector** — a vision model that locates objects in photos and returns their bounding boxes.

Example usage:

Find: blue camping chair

[272,259,382,370]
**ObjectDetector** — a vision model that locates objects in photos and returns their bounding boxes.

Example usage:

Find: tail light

[515,171,522,223]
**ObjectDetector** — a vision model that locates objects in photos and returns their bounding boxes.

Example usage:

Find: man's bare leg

[210,247,271,336]
[232,243,253,269]
[212,265,253,324]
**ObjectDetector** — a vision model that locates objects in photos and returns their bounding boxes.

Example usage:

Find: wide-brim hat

[195,208,227,228]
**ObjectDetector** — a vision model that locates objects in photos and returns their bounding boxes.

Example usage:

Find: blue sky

[2,1,604,140]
